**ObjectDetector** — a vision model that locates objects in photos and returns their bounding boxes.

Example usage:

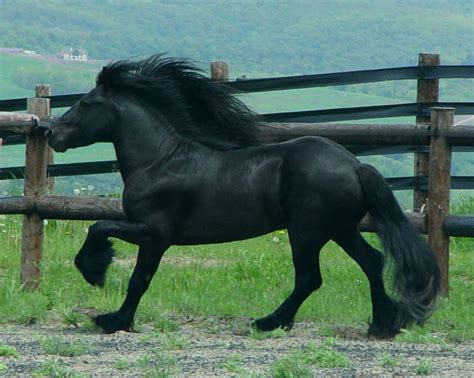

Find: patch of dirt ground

[0,317,473,376]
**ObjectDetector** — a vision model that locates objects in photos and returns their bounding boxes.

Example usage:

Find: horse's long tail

[356,164,440,328]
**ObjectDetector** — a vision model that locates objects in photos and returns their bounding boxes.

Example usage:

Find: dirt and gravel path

[1,317,473,376]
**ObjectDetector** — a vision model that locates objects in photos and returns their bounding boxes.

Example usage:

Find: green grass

[0,206,473,341]
[300,342,350,368]
[219,354,246,374]
[0,53,102,99]
[0,344,19,357]
[40,336,89,357]
[137,350,179,377]
[270,341,350,377]
[32,360,78,378]
[271,353,313,378]
[380,353,399,368]
[249,328,288,340]
[415,358,433,375]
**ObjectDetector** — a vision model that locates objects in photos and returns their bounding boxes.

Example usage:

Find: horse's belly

[173,196,286,245]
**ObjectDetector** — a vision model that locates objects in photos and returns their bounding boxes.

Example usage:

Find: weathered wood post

[21,85,50,290]
[427,107,454,297]
[210,61,229,81]
[414,53,440,212]
[35,85,55,192]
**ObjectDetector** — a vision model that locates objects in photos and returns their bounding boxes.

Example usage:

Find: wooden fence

[0,53,473,296]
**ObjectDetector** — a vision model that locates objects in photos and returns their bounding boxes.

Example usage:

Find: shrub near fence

[0,53,473,295]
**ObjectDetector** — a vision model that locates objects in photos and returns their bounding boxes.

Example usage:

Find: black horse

[43,55,440,337]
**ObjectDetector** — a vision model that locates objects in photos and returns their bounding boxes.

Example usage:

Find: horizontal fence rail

[1,194,472,238]
[1,163,473,191]
[1,64,473,111]
[2,123,474,191]
[262,102,474,123]
[229,65,474,93]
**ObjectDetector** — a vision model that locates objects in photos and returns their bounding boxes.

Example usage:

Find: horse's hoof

[93,312,133,334]
[252,316,294,332]
[367,323,398,339]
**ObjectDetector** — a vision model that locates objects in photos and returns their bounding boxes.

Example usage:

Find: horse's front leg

[75,220,150,287]
[93,239,167,333]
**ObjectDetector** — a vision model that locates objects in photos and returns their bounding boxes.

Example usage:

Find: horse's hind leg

[94,239,167,333]
[333,230,401,338]
[75,220,149,287]
[253,231,328,332]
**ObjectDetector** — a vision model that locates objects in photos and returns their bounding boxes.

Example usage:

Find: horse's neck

[112,104,203,181]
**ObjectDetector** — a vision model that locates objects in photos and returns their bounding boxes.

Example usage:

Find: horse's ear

[97,66,112,88]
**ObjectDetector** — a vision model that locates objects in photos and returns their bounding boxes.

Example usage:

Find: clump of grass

[270,340,350,377]
[395,328,446,344]
[416,358,433,375]
[60,309,84,327]
[115,358,131,370]
[137,351,178,377]
[153,316,179,332]
[40,336,89,357]
[0,344,19,357]
[219,354,246,374]
[302,342,350,368]
[271,353,312,378]
[0,363,8,374]
[381,353,399,368]
[158,333,190,350]
[32,360,76,377]
[250,327,287,340]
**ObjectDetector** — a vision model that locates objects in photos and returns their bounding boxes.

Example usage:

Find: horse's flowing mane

[97,54,262,150]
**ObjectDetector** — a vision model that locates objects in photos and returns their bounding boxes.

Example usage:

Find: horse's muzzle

[31,117,67,152]
[32,116,56,136]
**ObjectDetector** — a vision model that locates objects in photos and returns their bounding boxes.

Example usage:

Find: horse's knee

[87,220,110,239]
[297,273,322,296]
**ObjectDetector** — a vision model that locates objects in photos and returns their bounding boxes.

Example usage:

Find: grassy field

[0,53,102,99]
[3,53,473,183]
[0,199,473,343]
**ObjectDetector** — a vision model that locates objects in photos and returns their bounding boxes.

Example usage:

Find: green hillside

[0,53,103,98]
[0,0,472,100]
[0,0,472,198]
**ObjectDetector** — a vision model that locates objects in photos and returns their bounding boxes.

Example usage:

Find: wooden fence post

[35,85,55,192]
[210,61,229,81]
[20,86,50,290]
[414,53,440,212]
[427,107,454,297]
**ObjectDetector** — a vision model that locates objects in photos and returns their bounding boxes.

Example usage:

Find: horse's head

[45,85,114,152]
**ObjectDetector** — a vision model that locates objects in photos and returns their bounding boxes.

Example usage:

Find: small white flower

[272,236,280,243]
[73,189,80,195]
[87,185,94,191]
[81,187,86,191]
[43,219,48,226]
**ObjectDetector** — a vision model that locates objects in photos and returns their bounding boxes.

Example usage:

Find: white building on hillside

[56,48,88,61]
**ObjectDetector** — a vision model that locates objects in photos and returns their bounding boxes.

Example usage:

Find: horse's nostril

[44,129,53,139]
